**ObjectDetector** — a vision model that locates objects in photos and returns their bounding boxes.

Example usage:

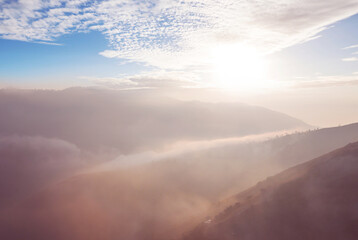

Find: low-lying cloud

[0,135,83,209]
[94,130,295,171]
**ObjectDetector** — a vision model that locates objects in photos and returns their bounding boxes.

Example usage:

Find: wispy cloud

[292,75,358,88]
[342,43,358,62]
[342,57,358,62]
[32,41,63,46]
[94,0,358,69]
[343,44,358,49]
[0,0,95,42]
[1,0,358,70]
[79,70,208,90]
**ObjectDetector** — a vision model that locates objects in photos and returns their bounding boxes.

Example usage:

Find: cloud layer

[1,0,358,70]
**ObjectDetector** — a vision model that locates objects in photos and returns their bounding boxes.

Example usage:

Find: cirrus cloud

[342,57,358,62]
[1,0,358,70]
[291,75,358,89]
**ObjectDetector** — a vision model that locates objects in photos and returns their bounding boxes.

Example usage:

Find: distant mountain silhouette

[0,88,308,154]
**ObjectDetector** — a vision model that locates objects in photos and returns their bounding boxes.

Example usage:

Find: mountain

[0,88,308,154]
[184,142,358,240]
[267,122,358,168]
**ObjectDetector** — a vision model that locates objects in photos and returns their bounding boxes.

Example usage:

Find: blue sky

[0,0,358,90]
[269,14,358,80]
[0,31,151,87]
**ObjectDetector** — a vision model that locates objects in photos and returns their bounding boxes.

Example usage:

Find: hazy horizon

[0,85,356,127]
[1,0,358,127]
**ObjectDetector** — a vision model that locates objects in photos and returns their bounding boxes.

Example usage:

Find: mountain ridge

[184,141,358,240]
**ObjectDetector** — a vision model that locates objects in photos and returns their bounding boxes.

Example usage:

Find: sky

[0,0,358,126]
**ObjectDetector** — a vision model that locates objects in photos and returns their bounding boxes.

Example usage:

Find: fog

[0,88,358,240]
[93,130,295,171]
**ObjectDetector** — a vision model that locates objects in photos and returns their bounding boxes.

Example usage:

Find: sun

[211,43,268,90]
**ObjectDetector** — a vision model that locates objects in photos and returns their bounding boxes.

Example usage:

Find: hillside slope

[1,124,358,240]
[184,142,358,240]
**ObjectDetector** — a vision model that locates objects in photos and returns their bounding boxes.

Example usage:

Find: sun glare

[211,44,268,90]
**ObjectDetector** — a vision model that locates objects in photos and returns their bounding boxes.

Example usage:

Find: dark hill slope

[185,142,358,240]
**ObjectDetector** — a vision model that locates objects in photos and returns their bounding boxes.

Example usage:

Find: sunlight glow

[211,44,268,90]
